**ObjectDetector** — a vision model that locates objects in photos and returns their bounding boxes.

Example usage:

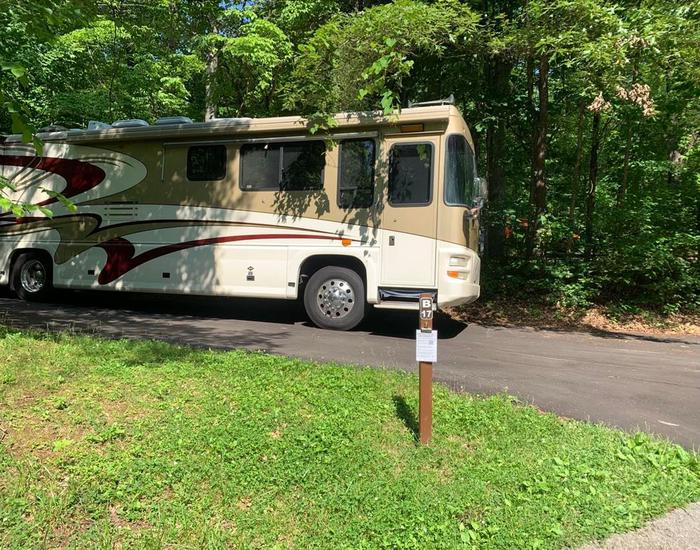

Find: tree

[2,0,698,311]
[0,0,88,215]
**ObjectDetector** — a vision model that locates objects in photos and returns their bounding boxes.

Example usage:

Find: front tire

[12,252,53,302]
[303,266,365,330]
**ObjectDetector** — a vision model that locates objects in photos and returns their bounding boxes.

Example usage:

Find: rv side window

[444,134,477,206]
[281,141,325,191]
[388,143,433,205]
[338,139,376,209]
[240,141,326,191]
[187,145,227,181]
[239,144,281,190]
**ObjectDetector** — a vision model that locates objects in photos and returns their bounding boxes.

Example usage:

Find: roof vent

[112,119,149,128]
[155,116,193,125]
[38,125,68,133]
[209,117,253,124]
[88,120,112,130]
[408,94,455,108]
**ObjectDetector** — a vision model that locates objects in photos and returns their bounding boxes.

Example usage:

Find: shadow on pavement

[0,289,292,351]
[0,287,468,344]
[363,308,468,340]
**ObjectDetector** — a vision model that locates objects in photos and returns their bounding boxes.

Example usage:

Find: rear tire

[12,252,52,302]
[303,266,365,330]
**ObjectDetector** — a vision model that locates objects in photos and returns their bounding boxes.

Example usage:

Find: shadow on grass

[0,323,216,368]
[393,395,418,442]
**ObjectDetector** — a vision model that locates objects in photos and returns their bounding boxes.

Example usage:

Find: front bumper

[436,244,481,308]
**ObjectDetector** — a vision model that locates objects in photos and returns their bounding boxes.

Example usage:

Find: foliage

[0,0,89,216]
[1,329,698,548]
[0,0,698,311]
[284,0,477,114]
[35,19,199,125]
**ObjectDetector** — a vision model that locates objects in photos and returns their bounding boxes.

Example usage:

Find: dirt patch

[109,505,151,530]
[48,516,94,549]
[236,496,252,510]
[453,300,699,337]
[1,419,86,460]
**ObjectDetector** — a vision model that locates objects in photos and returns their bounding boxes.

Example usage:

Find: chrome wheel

[20,259,46,294]
[316,278,355,319]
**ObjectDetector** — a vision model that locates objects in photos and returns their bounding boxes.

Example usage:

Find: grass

[0,329,698,549]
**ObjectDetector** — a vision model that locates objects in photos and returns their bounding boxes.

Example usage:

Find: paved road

[1,289,698,448]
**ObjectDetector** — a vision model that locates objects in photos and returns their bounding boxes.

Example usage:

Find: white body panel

[1,215,480,309]
[380,228,436,287]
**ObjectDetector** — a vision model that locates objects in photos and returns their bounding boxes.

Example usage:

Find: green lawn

[0,329,698,549]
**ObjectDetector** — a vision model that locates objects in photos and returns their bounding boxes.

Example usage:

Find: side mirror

[476,176,488,205]
[465,177,488,220]
[468,177,487,212]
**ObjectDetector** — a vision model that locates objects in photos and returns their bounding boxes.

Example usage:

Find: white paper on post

[415,330,438,363]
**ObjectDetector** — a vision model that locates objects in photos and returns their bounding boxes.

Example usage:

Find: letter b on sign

[419,294,433,331]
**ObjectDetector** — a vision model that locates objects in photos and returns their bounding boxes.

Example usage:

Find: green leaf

[380,91,394,114]
[53,438,74,452]
[10,65,26,78]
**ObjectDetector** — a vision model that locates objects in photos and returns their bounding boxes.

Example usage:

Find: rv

[0,102,484,330]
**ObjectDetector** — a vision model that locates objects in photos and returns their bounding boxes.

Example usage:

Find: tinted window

[338,139,375,209]
[241,141,325,191]
[388,143,433,205]
[445,134,477,206]
[187,145,227,181]
[281,142,325,191]
[239,144,280,190]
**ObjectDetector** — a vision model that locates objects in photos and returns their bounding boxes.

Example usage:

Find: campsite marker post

[416,293,436,444]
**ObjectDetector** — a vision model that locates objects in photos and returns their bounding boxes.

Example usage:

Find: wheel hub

[20,260,46,293]
[316,278,355,318]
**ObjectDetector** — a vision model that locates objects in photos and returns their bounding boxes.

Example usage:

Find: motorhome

[0,101,484,330]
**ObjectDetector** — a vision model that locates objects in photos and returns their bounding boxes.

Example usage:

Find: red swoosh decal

[0,155,106,209]
[98,234,341,284]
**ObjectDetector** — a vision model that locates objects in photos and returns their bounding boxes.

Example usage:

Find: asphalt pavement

[1,289,698,448]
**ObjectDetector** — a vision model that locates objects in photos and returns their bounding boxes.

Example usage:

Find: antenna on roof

[408,94,455,108]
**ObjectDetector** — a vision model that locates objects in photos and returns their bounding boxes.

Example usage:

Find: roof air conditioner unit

[112,119,149,128]
[155,116,194,125]
[88,120,112,130]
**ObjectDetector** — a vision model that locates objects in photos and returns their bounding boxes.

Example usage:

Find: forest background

[1,0,698,321]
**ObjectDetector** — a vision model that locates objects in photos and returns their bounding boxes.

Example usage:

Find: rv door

[379,138,438,287]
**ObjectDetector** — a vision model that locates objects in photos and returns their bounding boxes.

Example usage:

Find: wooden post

[419,361,433,444]
[418,293,434,444]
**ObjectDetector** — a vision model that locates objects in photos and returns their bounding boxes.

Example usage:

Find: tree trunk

[585,111,601,259]
[618,124,632,203]
[167,0,179,52]
[568,102,585,251]
[525,53,549,261]
[204,25,219,121]
[485,54,512,258]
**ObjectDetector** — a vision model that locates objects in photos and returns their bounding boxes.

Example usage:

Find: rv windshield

[444,134,478,207]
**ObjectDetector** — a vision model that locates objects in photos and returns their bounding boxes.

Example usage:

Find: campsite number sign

[419,296,433,332]
[416,293,435,444]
